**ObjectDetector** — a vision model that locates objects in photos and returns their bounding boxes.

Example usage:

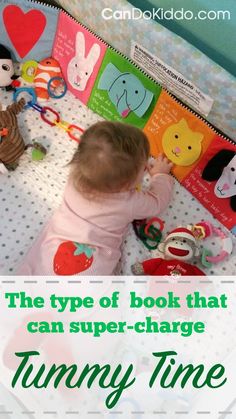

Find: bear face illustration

[162,118,204,166]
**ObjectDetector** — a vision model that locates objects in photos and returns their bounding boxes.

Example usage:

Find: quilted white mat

[0,88,235,276]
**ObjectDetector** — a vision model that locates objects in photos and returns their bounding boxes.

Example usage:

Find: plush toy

[0,99,47,173]
[0,98,26,171]
[132,227,205,276]
[0,44,20,91]
[26,141,47,161]
[34,57,63,102]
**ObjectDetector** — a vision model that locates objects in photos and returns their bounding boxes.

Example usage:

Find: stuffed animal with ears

[0,44,20,91]
[0,99,47,173]
[132,227,205,276]
[202,149,236,211]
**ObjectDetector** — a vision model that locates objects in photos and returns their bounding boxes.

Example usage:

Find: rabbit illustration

[67,32,101,91]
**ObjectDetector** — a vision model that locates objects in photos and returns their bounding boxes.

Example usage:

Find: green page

[88,48,162,128]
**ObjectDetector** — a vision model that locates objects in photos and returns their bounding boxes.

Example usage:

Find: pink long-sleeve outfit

[17,174,173,275]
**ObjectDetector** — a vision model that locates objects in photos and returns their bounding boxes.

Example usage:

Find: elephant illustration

[98,63,153,118]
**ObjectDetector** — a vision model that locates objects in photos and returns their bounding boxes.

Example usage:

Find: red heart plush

[3,5,47,58]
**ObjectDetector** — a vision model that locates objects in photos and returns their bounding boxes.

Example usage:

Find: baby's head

[70,121,150,196]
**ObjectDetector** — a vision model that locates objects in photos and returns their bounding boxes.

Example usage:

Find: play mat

[0,0,235,276]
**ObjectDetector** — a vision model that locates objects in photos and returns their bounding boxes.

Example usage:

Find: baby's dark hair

[70,121,150,196]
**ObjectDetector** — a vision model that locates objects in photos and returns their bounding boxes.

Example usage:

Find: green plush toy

[31,142,47,161]
[25,141,47,162]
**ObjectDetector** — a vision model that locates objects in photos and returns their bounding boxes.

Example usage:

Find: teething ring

[139,225,161,250]
[21,60,38,83]
[206,231,232,264]
[13,87,37,109]
[41,106,60,126]
[132,219,146,241]
[28,102,45,113]
[132,218,164,250]
[54,120,70,131]
[144,217,165,238]
[194,221,233,268]
[143,237,161,250]
[47,77,67,99]
[68,124,84,143]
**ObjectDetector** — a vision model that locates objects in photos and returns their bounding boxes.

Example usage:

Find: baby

[18,121,173,275]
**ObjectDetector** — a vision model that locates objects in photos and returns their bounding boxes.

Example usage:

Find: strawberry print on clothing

[53,241,94,275]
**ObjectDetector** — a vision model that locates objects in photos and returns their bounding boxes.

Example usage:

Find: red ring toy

[68,124,84,143]
[41,106,60,126]
[144,217,165,239]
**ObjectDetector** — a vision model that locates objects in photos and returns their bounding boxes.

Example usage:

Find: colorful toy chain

[192,221,233,268]
[13,87,84,143]
[41,106,84,142]
[133,217,164,250]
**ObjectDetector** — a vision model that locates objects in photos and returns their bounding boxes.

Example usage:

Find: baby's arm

[131,155,174,219]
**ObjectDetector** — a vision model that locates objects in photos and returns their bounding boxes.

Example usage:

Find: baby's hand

[149,154,173,176]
